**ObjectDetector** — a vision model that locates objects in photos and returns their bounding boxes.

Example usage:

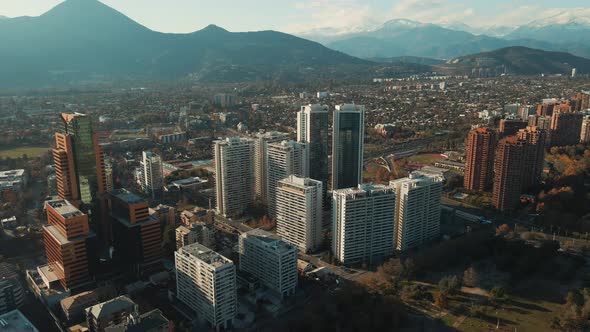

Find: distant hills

[436,47,590,76]
[304,17,590,60]
[1,1,589,88]
[0,0,369,87]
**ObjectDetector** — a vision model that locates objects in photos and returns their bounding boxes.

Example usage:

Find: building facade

[463,127,497,191]
[43,199,98,291]
[492,136,527,211]
[332,104,365,190]
[238,229,297,298]
[175,243,236,331]
[276,176,322,252]
[140,151,164,199]
[175,223,216,250]
[214,137,255,217]
[550,111,583,147]
[253,131,289,205]
[332,184,396,265]
[109,189,162,276]
[580,116,590,144]
[391,172,443,251]
[266,140,308,218]
[297,104,329,199]
[516,126,547,190]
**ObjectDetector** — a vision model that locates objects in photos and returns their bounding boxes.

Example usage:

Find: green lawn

[454,296,562,332]
[0,146,49,159]
[406,154,446,165]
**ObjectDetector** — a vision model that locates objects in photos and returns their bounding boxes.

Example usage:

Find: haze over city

[0,0,590,331]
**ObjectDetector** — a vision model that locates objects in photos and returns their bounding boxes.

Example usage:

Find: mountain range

[0,0,589,88]
[0,0,368,87]
[303,16,590,60]
[436,47,590,76]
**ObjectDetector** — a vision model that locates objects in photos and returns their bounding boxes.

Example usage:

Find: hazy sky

[1,0,589,33]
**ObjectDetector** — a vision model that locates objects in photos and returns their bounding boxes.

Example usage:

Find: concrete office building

[332,184,396,265]
[297,104,329,199]
[214,137,255,217]
[239,229,298,298]
[276,176,322,252]
[253,131,289,205]
[332,104,365,190]
[266,140,308,218]
[139,151,164,199]
[175,243,236,331]
[391,173,443,251]
[464,127,497,192]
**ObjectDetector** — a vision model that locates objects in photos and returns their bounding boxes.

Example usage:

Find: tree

[567,289,585,308]
[496,224,510,236]
[490,286,507,305]
[438,275,461,295]
[463,266,480,287]
[434,291,449,310]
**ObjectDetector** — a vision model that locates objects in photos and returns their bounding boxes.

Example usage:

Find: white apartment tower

[391,172,443,251]
[175,243,236,331]
[140,151,164,199]
[254,131,289,205]
[267,140,308,218]
[332,104,365,190]
[332,184,396,265]
[276,176,322,252]
[214,137,255,217]
[239,229,298,298]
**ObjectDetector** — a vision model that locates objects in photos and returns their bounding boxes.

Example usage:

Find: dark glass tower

[332,104,365,190]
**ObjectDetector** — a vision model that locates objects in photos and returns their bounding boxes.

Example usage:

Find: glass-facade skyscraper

[332,104,365,191]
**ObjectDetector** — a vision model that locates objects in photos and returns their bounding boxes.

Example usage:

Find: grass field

[0,146,49,159]
[405,153,446,165]
[456,297,562,332]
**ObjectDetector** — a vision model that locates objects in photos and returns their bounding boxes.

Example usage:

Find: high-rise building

[492,136,527,211]
[139,151,164,199]
[266,140,308,218]
[43,199,98,291]
[175,243,236,331]
[0,263,25,315]
[581,116,590,143]
[53,113,107,205]
[550,111,584,147]
[518,105,535,121]
[332,184,396,265]
[391,173,443,251]
[214,137,255,217]
[109,189,162,275]
[297,104,329,199]
[239,229,298,298]
[332,104,365,190]
[276,176,322,252]
[464,127,497,192]
[572,91,590,111]
[52,113,109,247]
[516,126,547,190]
[499,119,527,136]
[253,131,289,205]
[528,115,552,130]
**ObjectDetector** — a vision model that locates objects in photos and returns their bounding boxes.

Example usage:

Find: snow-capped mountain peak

[525,11,590,28]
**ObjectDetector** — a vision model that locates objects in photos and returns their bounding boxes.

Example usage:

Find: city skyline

[1,0,589,34]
